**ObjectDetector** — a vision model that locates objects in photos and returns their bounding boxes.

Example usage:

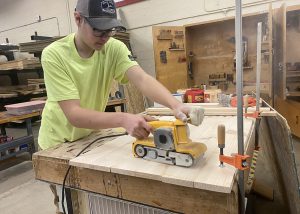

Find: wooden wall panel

[152,26,188,93]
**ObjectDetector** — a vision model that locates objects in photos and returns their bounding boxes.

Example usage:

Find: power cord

[61,132,127,214]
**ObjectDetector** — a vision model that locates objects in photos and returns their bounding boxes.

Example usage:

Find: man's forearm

[65,105,125,129]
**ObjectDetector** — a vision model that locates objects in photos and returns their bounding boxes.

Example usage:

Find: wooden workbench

[0,111,41,160]
[33,115,257,213]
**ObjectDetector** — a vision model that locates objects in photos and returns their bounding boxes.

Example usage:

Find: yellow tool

[132,118,207,167]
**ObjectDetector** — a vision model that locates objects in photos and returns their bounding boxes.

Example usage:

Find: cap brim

[88,17,126,31]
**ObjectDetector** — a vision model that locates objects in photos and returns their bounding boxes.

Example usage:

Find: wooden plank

[275,98,300,138]
[0,111,41,124]
[261,115,300,214]
[107,98,126,106]
[33,156,238,214]
[123,82,146,114]
[70,116,254,194]
[146,106,277,117]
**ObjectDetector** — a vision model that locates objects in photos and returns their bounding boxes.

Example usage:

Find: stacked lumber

[19,37,63,53]
[0,58,41,70]
[0,85,46,98]
[28,78,45,90]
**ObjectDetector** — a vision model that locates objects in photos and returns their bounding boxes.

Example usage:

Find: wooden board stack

[0,58,41,70]
[19,37,62,53]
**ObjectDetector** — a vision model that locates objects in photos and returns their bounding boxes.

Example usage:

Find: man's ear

[74,11,82,26]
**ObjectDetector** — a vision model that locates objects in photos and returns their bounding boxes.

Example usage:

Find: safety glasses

[83,16,118,38]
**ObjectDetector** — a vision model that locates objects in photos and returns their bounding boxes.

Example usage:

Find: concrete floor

[0,122,56,214]
[0,121,300,214]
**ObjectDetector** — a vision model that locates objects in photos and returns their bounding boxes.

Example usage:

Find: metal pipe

[256,22,262,111]
[203,0,278,13]
[0,17,61,36]
[235,0,245,213]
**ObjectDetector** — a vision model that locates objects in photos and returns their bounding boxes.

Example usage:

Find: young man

[39,1,192,212]
[38,0,191,151]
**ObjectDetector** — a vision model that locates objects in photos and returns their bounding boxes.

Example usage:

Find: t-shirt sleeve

[42,49,80,102]
[114,42,139,84]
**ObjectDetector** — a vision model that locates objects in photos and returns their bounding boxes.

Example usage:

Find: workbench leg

[121,103,126,112]
[1,125,6,136]
[65,188,74,214]
[25,118,35,156]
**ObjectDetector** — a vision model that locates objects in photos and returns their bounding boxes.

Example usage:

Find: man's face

[77,15,116,50]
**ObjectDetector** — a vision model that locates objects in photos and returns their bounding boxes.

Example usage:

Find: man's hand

[173,104,191,122]
[173,104,205,126]
[122,114,156,139]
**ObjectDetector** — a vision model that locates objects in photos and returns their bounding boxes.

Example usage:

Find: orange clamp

[244,110,260,118]
[219,154,250,170]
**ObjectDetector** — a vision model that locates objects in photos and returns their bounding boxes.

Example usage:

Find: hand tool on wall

[132,107,206,167]
[188,51,194,79]
[217,124,250,170]
[160,51,167,64]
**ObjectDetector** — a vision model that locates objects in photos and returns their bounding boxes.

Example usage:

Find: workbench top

[70,116,254,193]
[34,116,254,192]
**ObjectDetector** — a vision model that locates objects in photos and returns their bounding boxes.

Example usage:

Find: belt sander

[132,108,207,167]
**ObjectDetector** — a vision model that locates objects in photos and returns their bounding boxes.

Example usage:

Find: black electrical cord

[61,132,127,214]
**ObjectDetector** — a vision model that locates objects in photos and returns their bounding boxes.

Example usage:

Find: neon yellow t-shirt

[38,34,138,150]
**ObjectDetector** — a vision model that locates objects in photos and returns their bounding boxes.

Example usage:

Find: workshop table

[33,115,258,214]
[0,111,40,160]
[106,98,126,112]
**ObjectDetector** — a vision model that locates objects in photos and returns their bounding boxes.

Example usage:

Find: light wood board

[146,106,277,117]
[70,116,254,193]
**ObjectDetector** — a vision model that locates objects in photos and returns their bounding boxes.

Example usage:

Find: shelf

[286,91,300,97]
[287,74,300,78]
[233,66,253,71]
[209,78,227,82]
[169,48,185,51]
[157,37,173,40]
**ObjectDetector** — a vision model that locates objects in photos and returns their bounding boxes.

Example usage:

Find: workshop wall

[1,0,300,78]
[0,0,71,44]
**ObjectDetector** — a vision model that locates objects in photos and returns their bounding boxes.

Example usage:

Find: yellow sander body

[132,119,207,167]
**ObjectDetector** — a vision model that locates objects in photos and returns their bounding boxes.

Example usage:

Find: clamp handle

[218,124,225,166]
[218,124,225,149]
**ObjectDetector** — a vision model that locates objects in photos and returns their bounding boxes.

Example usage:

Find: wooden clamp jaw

[218,124,250,170]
